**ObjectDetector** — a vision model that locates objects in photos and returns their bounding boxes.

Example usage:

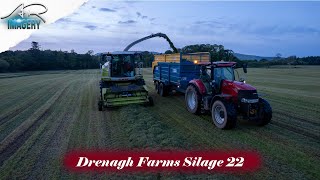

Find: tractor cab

[198,61,241,94]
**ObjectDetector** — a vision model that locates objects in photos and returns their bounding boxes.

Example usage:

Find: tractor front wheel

[211,100,237,129]
[185,85,201,114]
[257,98,272,126]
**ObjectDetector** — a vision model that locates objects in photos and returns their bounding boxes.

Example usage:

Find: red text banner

[64,150,261,173]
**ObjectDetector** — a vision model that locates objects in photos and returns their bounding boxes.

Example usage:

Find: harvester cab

[98,51,153,111]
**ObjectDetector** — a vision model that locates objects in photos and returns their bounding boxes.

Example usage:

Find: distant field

[0,66,319,179]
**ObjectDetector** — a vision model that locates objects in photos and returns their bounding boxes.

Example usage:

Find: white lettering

[76,157,88,167]
[137,157,149,167]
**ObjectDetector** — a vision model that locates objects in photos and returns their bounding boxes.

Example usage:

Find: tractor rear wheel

[159,83,167,97]
[211,100,237,129]
[257,98,272,126]
[185,85,201,114]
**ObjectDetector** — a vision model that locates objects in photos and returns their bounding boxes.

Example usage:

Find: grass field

[0,66,319,179]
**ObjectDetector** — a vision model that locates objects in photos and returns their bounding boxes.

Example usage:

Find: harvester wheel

[185,85,201,114]
[98,102,103,111]
[159,83,167,97]
[148,96,154,106]
[211,100,237,129]
[257,98,272,126]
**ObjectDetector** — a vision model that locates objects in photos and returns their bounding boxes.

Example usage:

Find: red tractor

[184,61,272,129]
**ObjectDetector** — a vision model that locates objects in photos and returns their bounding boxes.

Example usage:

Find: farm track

[0,68,319,179]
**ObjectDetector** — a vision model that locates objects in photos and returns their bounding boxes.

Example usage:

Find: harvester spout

[123,33,178,53]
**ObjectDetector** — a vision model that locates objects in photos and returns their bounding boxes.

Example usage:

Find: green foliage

[179,44,239,62]
[165,50,173,54]
[30,41,40,50]
[0,41,100,72]
[271,56,320,65]
[0,49,99,72]
[141,51,154,67]
[244,56,320,68]
[0,59,10,72]
[169,44,320,67]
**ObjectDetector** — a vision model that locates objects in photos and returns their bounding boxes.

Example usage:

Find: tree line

[166,44,320,67]
[166,44,246,68]
[247,56,320,67]
[0,42,99,72]
[0,42,158,72]
[0,42,319,72]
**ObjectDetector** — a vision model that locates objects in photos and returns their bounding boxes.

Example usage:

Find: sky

[10,1,320,57]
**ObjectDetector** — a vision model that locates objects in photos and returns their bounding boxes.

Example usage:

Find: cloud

[136,12,148,19]
[84,25,97,30]
[92,6,96,9]
[149,18,155,21]
[99,8,116,12]
[190,19,234,32]
[291,26,320,33]
[193,20,224,27]
[282,26,320,34]
[56,18,72,23]
[236,23,320,36]
[118,20,137,24]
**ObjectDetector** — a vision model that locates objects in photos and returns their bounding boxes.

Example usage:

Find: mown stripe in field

[28,78,85,179]
[0,76,79,140]
[0,82,72,167]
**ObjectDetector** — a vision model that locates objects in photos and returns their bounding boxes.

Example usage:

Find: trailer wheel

[257,98,272,126]
[155,81,159,94]
[185,85,201,114]
[211,100,237,129]
[159,83,167,97]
